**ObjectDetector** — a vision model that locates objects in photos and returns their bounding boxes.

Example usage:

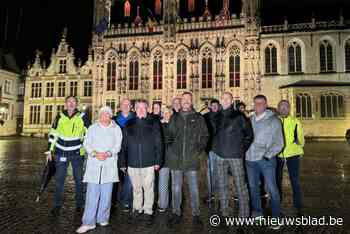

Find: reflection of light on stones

[339,163,345,181]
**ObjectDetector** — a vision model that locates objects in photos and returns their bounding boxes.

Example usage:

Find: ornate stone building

[22,31,93,137]
[23,0,350,139]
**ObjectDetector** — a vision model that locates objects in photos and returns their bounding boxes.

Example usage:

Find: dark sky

[0,0,348,70]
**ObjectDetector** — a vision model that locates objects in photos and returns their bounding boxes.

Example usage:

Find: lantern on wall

[124,0,131,17]
[188,0,195,12]
[155,0,161,15]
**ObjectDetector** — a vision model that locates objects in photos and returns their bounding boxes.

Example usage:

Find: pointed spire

[134,6,143,26]
[155,0,162,15]
[61,27,68,42]
[188,0,195,13]
[202,0,211,18]
[219,0,230,20]
[124,0,131,17]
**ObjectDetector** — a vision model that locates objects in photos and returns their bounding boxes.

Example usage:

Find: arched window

[265,43,277,74]
[129,54,139,90]
[153,51,163,90]
[229,47,240,87]
[288,42,302,73]
[296,93,312,119]
[345,40,350,72]
[320,40,334,72]
[320,93,344,118]
[177,50,187,89]
[201,47,213,89]
[107,58,116,91]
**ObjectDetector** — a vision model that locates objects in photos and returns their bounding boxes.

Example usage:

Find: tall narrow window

[106,99,116,115]
[288,42,302,73]
[345,40,350,72]
[201,48,213,89]
[320,40,334,72]
[229,47,240,87]
[296,93,312,119]
[84,81,92,97]
[320,93,344,118]
[70,81,78,97]
[129,55,139,90]
[177,50,187,89]
[265,43,278,74]
[30,105,41,124]
[46,82,54,97]
[58,82,66,97]
[153,52,163,90]
[45,105,53,124]
[59,59,67,74]
[107,59,116,91]
[56,105,65,114]
[31,83,42,98]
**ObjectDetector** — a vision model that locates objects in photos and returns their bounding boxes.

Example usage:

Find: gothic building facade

[23,0,350,139]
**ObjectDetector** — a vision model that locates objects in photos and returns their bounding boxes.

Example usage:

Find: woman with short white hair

[76,106,123,233]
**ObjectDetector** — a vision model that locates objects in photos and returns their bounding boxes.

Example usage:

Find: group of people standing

[45,91,305,233]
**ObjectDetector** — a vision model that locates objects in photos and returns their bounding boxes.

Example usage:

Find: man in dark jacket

[167,92,209,227]
[112,98,135,212]
[119,99,163,225]
[212,92,254,218]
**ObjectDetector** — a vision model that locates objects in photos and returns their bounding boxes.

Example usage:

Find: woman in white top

[76,106,122,233]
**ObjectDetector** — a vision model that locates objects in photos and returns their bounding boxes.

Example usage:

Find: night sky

[0,0,349,70]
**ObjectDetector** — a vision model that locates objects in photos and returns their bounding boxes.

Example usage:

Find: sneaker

[233,196,239,202]
[269,224,281,230]
[98,222,109,226]
[192,216,203,227]
[167,214,181,228]
[76,225,96,233]
[50,206,61,217]
[158,208,166,213]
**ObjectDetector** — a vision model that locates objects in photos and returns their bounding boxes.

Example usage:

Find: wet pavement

[0,136,349,234]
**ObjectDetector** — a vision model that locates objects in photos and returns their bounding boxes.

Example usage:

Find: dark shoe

[128,212,141,224]
[75,207,83,213]
[50,206,61,217]
[143,214,153,225]
[167,214,181,228]
[122,205,130,213]
[192,216,203,227]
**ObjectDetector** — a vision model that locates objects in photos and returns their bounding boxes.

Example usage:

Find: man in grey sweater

[246,95,284,230]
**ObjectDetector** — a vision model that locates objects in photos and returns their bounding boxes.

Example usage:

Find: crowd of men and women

[45,91,305,233]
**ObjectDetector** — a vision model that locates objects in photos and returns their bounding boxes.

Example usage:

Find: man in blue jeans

[46,96,90,217]
[246,95,284,230]
[112,98,135,212]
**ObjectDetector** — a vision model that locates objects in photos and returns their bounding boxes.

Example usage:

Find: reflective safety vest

[279,115,305,158]
[48,109,90,156]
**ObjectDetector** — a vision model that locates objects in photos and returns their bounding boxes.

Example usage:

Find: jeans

[117,170,133,208]
[246,158,281,217]
[207,151,218,198]
[171,170,200,216]
[277,156,303,209]
[158,167,170,209]
[82,183,113,226]
[128,167,155,215]
[54,152,84,208]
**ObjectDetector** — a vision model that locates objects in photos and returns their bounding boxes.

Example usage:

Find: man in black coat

[119,99,163,225]
[167,92,209,227]
[212,92,254,218]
